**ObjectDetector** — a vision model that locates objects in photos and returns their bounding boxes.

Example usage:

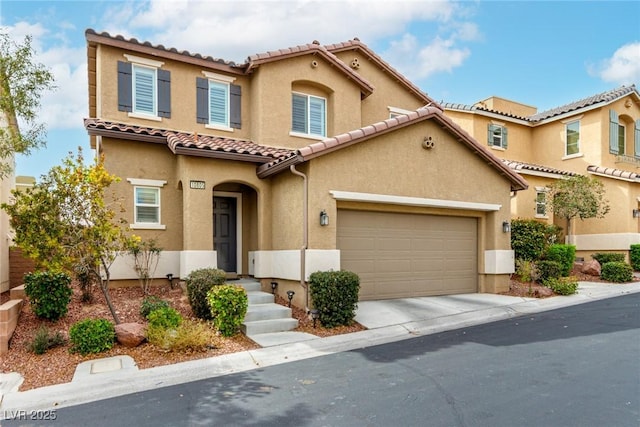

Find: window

[118,56,171,119]
[196,73,241,130]
[565,120,580,156]
[133,65,156,115]
[535,188,547,217]
[487,124,508,149]
[126,178,167,230]
[618,123,626,155]
[135,187,160,224]
[292,93,326,137]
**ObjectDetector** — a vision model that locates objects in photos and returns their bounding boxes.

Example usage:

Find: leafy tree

[2,149,128,323]
[0,31,55,178]
[547,175,610,243]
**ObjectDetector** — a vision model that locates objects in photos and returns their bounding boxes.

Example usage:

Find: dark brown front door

[214,197,237,272]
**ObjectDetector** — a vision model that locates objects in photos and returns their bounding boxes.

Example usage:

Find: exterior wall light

[271,281,278,294]
[633,209,640,218]
[320,210,329,226]
[502,221,511,233]
[286,290,295,307]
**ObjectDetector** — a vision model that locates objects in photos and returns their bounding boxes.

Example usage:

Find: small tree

[127,235,162,295]
[0,31,55,178]
[2,149,128,323]
[547,175,610,244]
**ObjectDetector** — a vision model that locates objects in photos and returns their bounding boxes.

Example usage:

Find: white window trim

[388,106,414,118]
[563,119,582,158]
[127,178,167,230]
[535,186,548,219]
[489,122,507,149]
[124,54,164,68]
[202,71,235,131]
[128,62,159,120]
[292,91,327,138]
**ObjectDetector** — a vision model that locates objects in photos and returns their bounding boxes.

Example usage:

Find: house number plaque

[190,180,206,190]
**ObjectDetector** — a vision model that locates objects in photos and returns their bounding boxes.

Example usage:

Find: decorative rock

[581,259,601,277]
[534,287,554,298]
[115,323,146,348]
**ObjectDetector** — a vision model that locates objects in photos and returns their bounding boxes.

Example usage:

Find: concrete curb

[2,281,639,413]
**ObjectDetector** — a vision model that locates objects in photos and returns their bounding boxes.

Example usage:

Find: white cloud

[590,42,640,85]
[101,0,462,63]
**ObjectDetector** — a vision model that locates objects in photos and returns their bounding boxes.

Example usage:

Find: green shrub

[537,260,563,282]
[207,285,248,337]
[147,319,215,351]
[147,307,182,330]
[24,271,73,321]
[511,219,562,261]
[592,253,625,265]
[631,245,640,271]
[28,325,66,355]
[69,318,115,356]
[309,270,360,328]
[545,244,576,276]
[140,296,171,319]
[601,262,633,283]
[185,268,227,320]
[544,276,579,295]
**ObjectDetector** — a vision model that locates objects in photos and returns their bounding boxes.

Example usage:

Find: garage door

[337,210,477,300]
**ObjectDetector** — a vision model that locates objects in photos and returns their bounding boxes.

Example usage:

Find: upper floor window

[126,178,167,230]
[291,93,326,138]
[618,123,626,155]
[196,72,242,130]
[488,123,508,149]
[565,120,580,156]
[118,55,171,120]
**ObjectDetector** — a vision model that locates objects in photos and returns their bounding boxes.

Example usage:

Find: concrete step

[247,291,274,305]
[235,281,261,293]
[242,318,299,335]
[245,303,292,322]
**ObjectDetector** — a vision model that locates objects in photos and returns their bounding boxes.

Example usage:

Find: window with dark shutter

[196,78,209,124]
[157,69,171,118]
[230,84,241,129]
[609,109,619,154]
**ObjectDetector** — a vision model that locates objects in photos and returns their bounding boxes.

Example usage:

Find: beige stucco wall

[331,50,426,125]
[296,119,515,292]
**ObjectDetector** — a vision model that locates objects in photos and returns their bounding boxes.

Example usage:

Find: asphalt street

[3,293,639,427]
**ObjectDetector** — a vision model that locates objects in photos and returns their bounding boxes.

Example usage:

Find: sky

[1,0,639,180]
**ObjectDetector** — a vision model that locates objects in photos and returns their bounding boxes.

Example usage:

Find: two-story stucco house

[84,29,527,307]
[443,86,640,261]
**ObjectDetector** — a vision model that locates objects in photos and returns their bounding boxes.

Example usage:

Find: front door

[214,197,237,272]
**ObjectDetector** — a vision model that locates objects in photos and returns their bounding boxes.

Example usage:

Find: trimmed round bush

[631,244,640,271]
[207,285,248,337]
[69,318,115,356]
[601,262,633,283]
[24,271,73,321]
[536,260,562,283]
[592,253,625,265]
[185,268,227,320]
[309,270,360,328]
[511,219,562,261]
[545,244,576,276]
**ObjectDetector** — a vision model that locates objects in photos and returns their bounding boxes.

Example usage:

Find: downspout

[289,164,309,311]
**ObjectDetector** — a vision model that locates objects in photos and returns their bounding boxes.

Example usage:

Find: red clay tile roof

[443,85,640,124]
[587,165,640,182]
[84,118,295,163]
[502,160,578,177]
[246,41,374,98]
[325,39,440,109]
[258,107,529,192]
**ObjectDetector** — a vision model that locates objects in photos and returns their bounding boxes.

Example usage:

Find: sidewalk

[1,281,639,413]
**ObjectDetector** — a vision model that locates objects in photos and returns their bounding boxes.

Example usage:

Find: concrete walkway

[1,281,639,414]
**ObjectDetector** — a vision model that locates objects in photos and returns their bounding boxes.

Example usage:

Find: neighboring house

[84,29,527,305]
[443,86,640,260]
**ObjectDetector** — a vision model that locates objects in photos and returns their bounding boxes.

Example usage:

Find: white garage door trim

[330,190,501,211]
[337,209,478,300]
